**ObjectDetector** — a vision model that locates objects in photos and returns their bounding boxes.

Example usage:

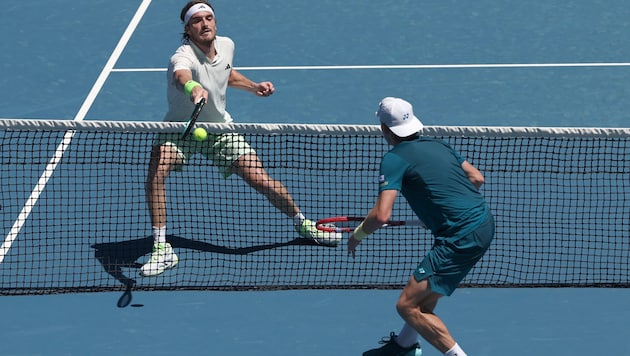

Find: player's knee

[395,297,415,319]
[145,166,172,191]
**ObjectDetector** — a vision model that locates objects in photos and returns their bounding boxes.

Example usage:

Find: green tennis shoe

[140,242,179,277]
[295,219,341,247]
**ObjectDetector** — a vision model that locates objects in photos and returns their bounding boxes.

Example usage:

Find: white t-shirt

[163,36,235,123]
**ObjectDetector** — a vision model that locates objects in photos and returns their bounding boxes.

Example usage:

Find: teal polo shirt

[379,137,488,238]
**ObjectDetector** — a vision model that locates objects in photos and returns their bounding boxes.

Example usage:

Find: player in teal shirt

[379,137,488,239]
[351,98,494,356]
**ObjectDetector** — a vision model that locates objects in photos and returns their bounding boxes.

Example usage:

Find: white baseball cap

[376,97,423,137]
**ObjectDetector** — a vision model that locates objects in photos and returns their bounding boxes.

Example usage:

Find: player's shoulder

[170,44,195,60]
[215,36,235,49]
[174,43,195,53]
[382,148,409,167]
[416,136,452,149]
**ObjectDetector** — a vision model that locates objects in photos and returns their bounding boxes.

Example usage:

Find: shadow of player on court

[91,234,320,306]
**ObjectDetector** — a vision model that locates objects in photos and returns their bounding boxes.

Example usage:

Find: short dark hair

[381,123,419,142]
[399,133,420,142]
[180,1,215,42]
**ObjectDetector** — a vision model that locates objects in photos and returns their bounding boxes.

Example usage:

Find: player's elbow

[469,173,484,189]
[471,173,484,186]
[373,211,392,226]
[462,161,485,189]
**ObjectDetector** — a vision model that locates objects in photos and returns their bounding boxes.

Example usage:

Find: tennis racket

[181,97,206,139]
[316,216,426,233]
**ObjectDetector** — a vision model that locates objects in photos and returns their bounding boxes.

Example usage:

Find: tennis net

[1,119,628,295]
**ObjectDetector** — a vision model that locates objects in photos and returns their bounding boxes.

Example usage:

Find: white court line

[0,0,154,263]
[111,62,630,72]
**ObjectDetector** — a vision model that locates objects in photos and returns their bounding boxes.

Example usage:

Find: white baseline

[111,62,630,72]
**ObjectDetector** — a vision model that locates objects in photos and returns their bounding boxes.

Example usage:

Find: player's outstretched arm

[228,69,274,97]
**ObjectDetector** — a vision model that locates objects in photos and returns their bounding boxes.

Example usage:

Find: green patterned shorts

[154,132,255,177]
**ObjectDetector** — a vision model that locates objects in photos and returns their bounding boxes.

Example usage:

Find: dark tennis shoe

[363,333,422,356]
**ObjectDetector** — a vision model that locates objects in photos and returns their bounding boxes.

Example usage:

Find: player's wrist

[352,222,370,241]
[184,80,202,96]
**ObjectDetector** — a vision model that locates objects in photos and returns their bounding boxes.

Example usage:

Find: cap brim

[389,116,423,137]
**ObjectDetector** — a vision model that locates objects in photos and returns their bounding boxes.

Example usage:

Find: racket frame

[316,216,424,233]
[181,97,206,139]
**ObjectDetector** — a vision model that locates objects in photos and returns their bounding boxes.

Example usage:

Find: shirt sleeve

[440,140,466,165]
[378,152,408,192]
[171,49,194,73]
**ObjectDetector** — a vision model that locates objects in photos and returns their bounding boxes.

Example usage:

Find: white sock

[396,323,419,348]
[152,226,166,244]
[292,213,306,226]
[444,343,466,356]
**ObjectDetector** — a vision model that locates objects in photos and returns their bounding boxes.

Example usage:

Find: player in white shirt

[141,1,340,277]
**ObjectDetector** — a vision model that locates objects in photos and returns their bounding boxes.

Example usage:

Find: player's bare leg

[141,144,182,276]
[232,153,341,246]
[231,153,299,217]
[396,276,457,353]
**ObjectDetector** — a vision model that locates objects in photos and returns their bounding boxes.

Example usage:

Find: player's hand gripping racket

[181,97,206,139]
[316,216,426,233]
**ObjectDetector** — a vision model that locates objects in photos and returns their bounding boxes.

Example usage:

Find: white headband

[184,4,214,25]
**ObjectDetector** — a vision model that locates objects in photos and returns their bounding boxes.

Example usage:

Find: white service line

[0,0,153,263]
[110,61,630,72]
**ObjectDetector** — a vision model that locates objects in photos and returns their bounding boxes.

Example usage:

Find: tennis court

[1,1,629,355]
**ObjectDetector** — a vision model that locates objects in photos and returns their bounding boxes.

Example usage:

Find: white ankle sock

[396,323,419,348]
[153,226,166,244]
[293,213,306,226]
[444,343,466,356]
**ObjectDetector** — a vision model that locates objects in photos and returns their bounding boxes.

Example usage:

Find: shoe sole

[140,256,179,277]
[314,236,342,247]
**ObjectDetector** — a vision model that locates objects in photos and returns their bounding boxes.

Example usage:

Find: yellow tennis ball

[192,127,207,141]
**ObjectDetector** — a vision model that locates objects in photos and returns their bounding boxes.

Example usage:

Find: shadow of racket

[117,280,135,308]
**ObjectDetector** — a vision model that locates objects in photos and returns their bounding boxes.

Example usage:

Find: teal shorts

[154,132,255,177]
[413,212,495,296]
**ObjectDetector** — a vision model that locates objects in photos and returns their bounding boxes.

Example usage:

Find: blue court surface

[2,288,628,355]
[1,1,629,355]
